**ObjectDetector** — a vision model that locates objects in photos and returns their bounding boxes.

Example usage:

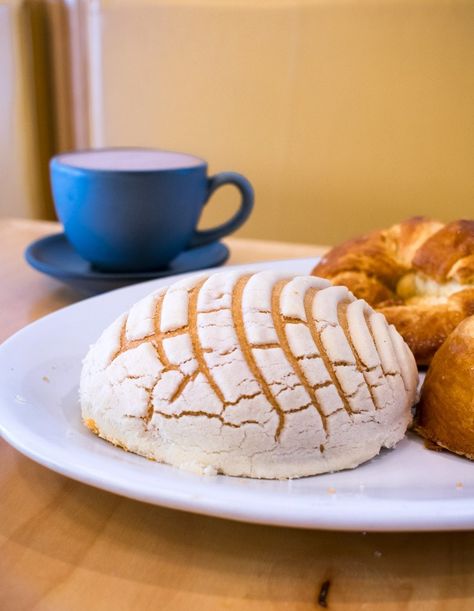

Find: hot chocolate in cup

[50,148,254,272]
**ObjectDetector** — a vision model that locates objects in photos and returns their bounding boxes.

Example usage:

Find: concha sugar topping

[80,271,418,478]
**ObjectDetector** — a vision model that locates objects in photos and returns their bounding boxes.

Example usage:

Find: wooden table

[1,219,473,611]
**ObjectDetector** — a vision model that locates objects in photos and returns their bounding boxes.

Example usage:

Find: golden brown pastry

[415,315,474,460]
[312,217,474,365]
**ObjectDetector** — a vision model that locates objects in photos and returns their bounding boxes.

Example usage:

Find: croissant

[80,271,418,479]
[416,315,474,460]
[312,217,474,365]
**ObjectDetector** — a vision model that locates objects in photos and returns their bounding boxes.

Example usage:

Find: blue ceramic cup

[50,148,254,272]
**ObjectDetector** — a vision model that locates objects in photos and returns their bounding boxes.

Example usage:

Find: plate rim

[1,415,473,532]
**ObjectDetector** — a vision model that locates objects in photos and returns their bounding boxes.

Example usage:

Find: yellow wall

[81,0,474,245]
[1,0,472,241]
[0,1,57,218]
[0,2,39,217]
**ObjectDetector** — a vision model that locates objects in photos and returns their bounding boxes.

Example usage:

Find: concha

[80,271,418,479]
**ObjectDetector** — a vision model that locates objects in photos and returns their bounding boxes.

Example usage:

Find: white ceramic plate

[0,259,473,531]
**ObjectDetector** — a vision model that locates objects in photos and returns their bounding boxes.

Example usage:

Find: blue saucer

[25,233,230,295]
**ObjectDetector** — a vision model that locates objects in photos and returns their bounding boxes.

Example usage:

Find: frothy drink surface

[57,149,204,171]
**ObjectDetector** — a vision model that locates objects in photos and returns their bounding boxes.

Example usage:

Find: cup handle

[188,172,254,248]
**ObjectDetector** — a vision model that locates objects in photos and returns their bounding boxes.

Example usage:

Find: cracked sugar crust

[80,270,418,479]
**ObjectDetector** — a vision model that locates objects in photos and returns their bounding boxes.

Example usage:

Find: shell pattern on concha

[80,271,418,479]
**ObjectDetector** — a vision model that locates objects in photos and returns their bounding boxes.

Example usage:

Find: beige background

[81,0,474,244]
[1,0,473,245]
[0,1,45,217]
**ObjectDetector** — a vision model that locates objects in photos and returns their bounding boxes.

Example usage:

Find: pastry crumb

[84,418,100,435]
[423,438,444,452]
[42,375,50,383]
[327,487,336,495]
[455,481,464,489]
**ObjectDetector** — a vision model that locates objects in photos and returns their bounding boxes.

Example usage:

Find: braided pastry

[80,271,417,479]
[312,217,474,365]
